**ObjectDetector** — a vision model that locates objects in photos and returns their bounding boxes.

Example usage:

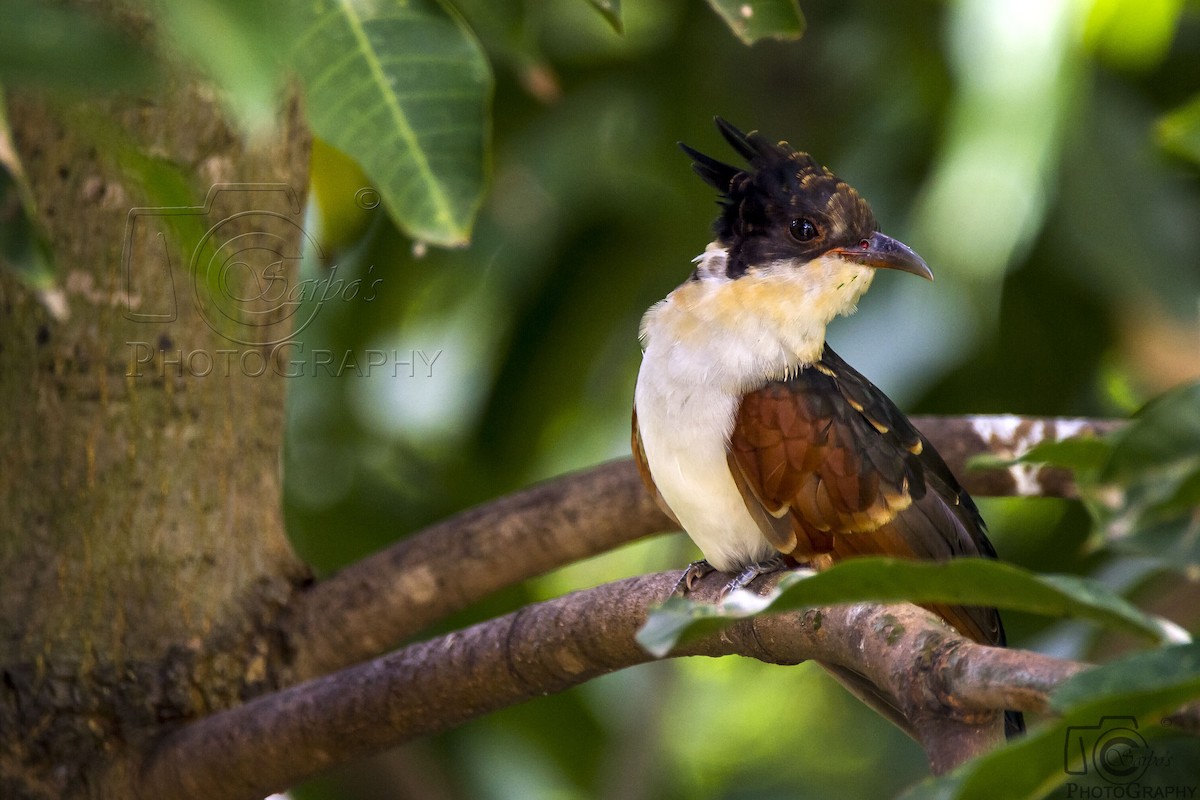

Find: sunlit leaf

[901,644,1200,800]
[308,137,376,251]
[1082,0,1185,71]
[705,0,805,45]
[636,558,1183,658]
[292,0,492,247]
[1157,93,1200,166]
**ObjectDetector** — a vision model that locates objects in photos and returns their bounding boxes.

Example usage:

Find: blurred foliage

[0,93,62,319]
[1011,381,1200,574]
[904,644,1200,799]
[146,0,297,136]
[705,0,806,44]
[0,0,156,91]
[4,0,1200,797]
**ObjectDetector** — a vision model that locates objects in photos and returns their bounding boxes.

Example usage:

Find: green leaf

[1081,0,1185,71]
[636,592,774,657]
[901,645,1200,800]
[636,558,1184,658]
[1016,436,1115,473]
[292,0,492,247]
[586,0,623,34]
[1157,92,1200,166]
[0,0,155,92]
[0,92,65,319]
[1081,382,1200,570]
[1051,642,1200,712]
[0,161,56,290]
[704,0,806,45]
[967,435,1115,474]
[1112,517,1200,575]
[148,0,296,136]
[68,108,226,312]
[1105,382,1200,483]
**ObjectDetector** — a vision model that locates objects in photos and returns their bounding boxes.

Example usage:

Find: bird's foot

[671,559,716,596]
[720,555,788,597]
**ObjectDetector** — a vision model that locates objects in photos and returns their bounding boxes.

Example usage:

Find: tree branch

[281,415,1122,680]
[281,458,672,680]
[141,570,1094,800]
[155,415,1123,798]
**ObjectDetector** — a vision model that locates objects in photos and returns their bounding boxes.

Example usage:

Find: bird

[631,117,1023,738]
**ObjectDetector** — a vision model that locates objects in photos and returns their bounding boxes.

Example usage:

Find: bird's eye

[789,218,818,242]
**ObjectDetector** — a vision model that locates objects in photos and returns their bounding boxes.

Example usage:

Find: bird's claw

[671,556,789,598]
[671,559,716,596]
[719,555,788,598]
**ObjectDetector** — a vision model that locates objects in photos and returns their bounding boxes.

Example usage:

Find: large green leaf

[704,0,806,45]
[292,0,492,247]
[900,644,1200,800]
[636,558,1185,658]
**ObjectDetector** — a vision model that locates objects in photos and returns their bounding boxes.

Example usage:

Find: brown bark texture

[0,80,311,797]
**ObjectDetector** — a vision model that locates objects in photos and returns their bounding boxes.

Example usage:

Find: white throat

[632,243,876,572]
[638,242,875,393]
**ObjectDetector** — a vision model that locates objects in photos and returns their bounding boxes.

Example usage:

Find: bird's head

[640,119,934,380]
[679,118,931,316]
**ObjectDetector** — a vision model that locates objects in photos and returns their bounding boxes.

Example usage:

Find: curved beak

[834,232,933,281]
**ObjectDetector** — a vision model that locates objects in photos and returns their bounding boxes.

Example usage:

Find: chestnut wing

[729,347,1003,646]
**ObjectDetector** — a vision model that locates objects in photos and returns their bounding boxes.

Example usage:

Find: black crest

[679,118,878,278]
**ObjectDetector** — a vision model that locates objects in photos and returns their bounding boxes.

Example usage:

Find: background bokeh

[277,2,1200,797]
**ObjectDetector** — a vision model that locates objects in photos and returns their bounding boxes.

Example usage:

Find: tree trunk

[0,76,311,798]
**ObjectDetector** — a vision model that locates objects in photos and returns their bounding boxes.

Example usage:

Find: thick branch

[143,571,1093,800]
[282,416,1122,680]
[281,458,672,680]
